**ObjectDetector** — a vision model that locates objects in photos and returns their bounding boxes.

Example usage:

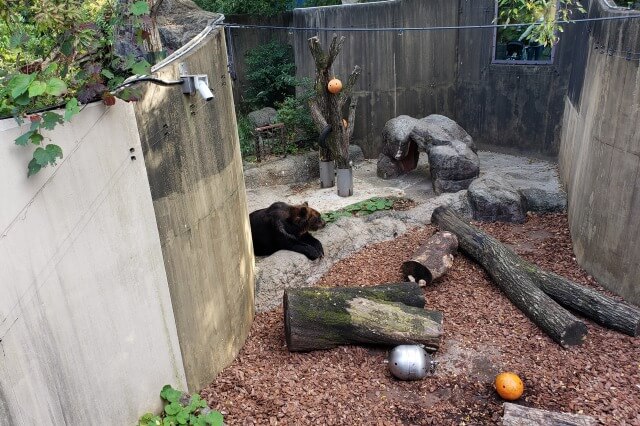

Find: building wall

[559,0,640,305]
[0,102,186,425]
[135,27,255,391]
[227,0,576,157]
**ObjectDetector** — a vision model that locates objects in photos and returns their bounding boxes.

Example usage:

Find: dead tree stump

[402,231,458,284]
[284,283,443,352]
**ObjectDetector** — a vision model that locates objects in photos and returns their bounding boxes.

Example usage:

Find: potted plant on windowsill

[0,0,160,176]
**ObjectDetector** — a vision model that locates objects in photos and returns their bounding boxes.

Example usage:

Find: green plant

[0,0,153,176]
[243,40,296,111]
[193,0,293,15]
[236,112,256,159]
[321,197,395,223]
[138,385,223,426]
[275,92,317,146]
[496,0,585,46]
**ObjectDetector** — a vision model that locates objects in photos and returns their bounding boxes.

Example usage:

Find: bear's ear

[301,201,309,206]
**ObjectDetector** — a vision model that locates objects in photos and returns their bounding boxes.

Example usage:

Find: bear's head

[290,202,325,232]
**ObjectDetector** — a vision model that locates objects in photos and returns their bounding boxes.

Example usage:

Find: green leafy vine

[0,0,154,176]
[138,385,224,426]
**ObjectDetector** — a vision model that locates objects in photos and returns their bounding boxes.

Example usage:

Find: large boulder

[413,114,477,153]
[247,107,278,128]
[156,0,220,51]
[467,173,526,223]
[427,140,479,194]
[380,115,419,160]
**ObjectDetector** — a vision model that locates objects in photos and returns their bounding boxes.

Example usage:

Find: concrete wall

[559,0,640,305]
[135,27,255,391]
[227,0,576,157]
[0,102,186,424]
[455,0,580,157]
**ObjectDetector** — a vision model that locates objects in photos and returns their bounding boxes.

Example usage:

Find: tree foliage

[0,0,152,176]
[497,0,585,46]
[243,39,296,110]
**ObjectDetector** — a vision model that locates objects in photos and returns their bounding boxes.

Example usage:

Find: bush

[236,112,256,159]
[193,0,292,15]
[243,40,296,111]
[276,94,317,146]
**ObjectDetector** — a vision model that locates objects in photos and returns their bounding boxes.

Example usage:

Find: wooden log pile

[431,206,640,347]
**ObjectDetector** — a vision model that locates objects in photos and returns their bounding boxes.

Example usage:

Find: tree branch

[339,65,361,111]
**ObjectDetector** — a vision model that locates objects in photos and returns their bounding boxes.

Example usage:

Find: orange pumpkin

[495,372,524,401]
[327,78,342,94]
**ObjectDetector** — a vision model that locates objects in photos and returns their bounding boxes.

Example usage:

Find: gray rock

[247,107,278,128]
[244,151,320,188]
[427,140,480,183]
[349,144,365,164]
[417,114,477,153]
[467,173,526,223]
[433,177,476,194]
[376,153,404,179]
[156,0,220,51]
[381,115,419,159]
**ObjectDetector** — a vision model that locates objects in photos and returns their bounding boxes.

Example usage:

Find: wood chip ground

[201,213,640,425]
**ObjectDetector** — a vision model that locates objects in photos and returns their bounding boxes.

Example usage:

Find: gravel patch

[201,213,640,425]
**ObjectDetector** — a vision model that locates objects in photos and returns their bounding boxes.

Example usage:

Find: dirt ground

[201,213,640,425]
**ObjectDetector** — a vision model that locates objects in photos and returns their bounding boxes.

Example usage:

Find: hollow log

[284,283,442,352]
[432,206,640,337]
[431,206,587,347]
[402,231,458,284]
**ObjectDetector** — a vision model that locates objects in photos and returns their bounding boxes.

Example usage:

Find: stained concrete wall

[559,0,640,305]
[135,27,255,391]
[0,102,186,424]
[227,0,577,157]
[455,0,580,157]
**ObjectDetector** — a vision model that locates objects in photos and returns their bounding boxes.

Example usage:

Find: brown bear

[249,201,325,260]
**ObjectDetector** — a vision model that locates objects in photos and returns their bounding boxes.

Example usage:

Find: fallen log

[431,206,588,347]
[502,403,597,426]
[283,283,443,352]
[402,231,458,284]
[431,206,640,338]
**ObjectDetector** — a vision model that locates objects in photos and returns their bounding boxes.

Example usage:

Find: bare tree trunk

[307,35,360,194]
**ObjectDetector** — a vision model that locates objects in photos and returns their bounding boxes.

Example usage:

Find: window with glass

[493,0,558,64]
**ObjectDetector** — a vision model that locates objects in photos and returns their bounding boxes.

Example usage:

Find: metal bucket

[336,167,353,197]
[319,160,335,188]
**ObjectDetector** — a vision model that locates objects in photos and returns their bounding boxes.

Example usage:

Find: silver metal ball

[387,344,433,381]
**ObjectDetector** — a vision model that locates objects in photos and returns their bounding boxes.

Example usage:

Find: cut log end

[402,261,433,284]
[561,321,589,347]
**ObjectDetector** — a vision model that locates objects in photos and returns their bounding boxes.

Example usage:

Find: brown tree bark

[402,231,459,284]
[432,206,640,338]
[432,207,588,347]
[283,283,442,352]
[502,403,597,426]
[307,35,360,168]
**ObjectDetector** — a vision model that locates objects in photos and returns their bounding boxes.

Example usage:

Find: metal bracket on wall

[179,62,214,102]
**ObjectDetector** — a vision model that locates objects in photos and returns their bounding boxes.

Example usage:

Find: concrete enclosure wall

[0,102,186,424]
[227,0,578,157]
[559,0,640,305]
[135,27,255,391]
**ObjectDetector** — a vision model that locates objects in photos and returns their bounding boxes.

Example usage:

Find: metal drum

[387,345,436,381]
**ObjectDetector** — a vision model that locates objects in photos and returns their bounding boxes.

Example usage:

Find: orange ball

[495,372,524,401]
[327,78,342,94]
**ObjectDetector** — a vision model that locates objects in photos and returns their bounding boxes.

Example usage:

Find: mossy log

[283,283,442,352]
[402,231,459,284]
[432,206,640,337]
[432,207,588,347]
